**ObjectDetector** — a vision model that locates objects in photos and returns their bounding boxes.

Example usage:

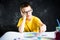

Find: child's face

[21,6,33,20]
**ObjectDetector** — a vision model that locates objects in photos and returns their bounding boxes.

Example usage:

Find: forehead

[21,6,32,11]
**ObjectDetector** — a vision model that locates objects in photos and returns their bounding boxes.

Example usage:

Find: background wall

[0,0,60,37]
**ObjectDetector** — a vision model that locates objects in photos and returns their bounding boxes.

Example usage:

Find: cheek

[29,12,32,15]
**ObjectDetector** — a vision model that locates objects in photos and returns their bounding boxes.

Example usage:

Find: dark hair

[20,2,31,10]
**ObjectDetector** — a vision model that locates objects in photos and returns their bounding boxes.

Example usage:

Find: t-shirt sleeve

[34,16,43,27]
[17,18,22,28]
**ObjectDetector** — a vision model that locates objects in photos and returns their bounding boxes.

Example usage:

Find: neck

[26,18,31,21]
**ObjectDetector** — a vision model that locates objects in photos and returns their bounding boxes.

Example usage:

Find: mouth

[26,15,30,17]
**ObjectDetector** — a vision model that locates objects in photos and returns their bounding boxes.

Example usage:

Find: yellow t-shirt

[17,16,42,32]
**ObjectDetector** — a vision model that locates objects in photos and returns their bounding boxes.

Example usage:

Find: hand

[21,11,26,20]
[39,24,46,33]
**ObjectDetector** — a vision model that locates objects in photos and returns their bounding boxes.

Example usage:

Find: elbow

[18,27,24,33]
[19,29,23,33]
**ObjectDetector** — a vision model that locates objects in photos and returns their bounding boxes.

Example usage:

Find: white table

[0,31,56,40]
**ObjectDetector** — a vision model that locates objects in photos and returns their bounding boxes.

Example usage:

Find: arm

[18,17,26,33]
[36,23,46,36]
[39,23,46,33]
[33,16,46,33]
[18,12,26,33]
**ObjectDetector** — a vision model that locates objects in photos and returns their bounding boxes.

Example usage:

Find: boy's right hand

[21,11,26,20]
